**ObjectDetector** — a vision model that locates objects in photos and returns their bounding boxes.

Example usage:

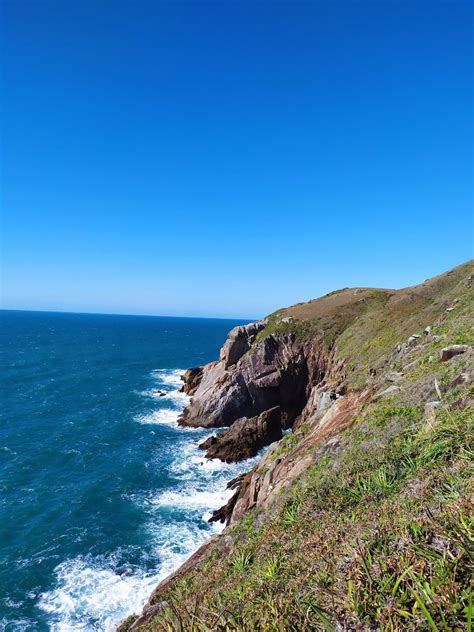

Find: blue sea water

[0,311,254,631]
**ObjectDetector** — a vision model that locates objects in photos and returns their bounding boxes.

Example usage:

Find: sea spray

[39,367,257,630]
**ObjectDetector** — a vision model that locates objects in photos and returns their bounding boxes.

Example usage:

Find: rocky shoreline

[118,260,473,631]
[175,320,350,524]
[118,317,372,632]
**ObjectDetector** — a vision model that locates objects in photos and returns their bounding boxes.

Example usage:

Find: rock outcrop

[212,389,372,525]
[199,406,282,462]
[179,330,330,432]
[180,367,203,395]
[178,324,332,463]
[440,344,469,361]
[219,320,266,369]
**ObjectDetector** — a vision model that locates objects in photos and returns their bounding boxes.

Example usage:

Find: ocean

[0,310,255,631]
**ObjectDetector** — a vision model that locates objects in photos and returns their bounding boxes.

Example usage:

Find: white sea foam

[135,368,191,426]
[151,368,185,387]
[157,433,264,529]
[150,487,234,513]
[167,434,262,480]
[140,388,189,407]
[38,555,161,632]
[40,368,264,631]
[0,616,33,632]
[38,520,216,631]
[134,408,181,426]
[146,520,216,574]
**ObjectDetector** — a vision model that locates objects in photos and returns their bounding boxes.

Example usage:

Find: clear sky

[2,0,473,319]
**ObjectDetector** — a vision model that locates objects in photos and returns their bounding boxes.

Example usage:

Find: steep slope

[119,260,473,632]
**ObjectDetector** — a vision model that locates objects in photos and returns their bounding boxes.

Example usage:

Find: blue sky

[2,0,473,318]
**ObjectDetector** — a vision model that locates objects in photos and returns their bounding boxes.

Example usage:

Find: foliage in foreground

[138,395,472,631]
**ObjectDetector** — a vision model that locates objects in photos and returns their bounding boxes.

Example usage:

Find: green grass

[133,394,473,631]
[119,263,473,632]
[231,550,253,573]
[268,432,300,462]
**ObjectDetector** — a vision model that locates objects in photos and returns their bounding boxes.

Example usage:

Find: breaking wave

[38,368,255,631]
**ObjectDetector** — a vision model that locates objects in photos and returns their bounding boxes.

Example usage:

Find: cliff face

[119,261,473,632]
[179,325,327,431]
[179,327,331,461]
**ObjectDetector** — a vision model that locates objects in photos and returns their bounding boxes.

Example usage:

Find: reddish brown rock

[180,367,204,395]
[200,406,282,463]
[227,390,373,525]
[440,345,469,362]
[179,333,329,429]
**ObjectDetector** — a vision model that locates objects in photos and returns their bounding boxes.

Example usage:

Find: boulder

[219,320,266,369]
[199,406,282,462]
[450,370,472,388]
[440,345,469,362]
[374,384,400,400]
[449,396,474,410]
[424,401,440,425]
[317,391,336,412]
[385,371,403,382]
[180,367,204,395]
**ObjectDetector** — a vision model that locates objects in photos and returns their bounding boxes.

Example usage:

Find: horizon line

[0,307,256,322]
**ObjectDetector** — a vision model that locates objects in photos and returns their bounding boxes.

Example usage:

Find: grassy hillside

[120,261,473,631]
[257,261,473,389]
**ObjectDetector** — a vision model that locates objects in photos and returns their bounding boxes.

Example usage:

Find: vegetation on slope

[120,261,473,632]
[138,408,473,630]
[256,261,473,390]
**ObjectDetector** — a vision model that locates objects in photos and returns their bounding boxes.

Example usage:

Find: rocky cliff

[178,323,330,461]
[119,260,473,632]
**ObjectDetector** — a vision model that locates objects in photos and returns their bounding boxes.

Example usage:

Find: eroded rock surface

[220,390,373,526]
[180,367,204,395]
[117,260,474,632]
[440,344,470,361]
[219,320,266,369]
[199,406,282,462]
[179,332,328,431]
